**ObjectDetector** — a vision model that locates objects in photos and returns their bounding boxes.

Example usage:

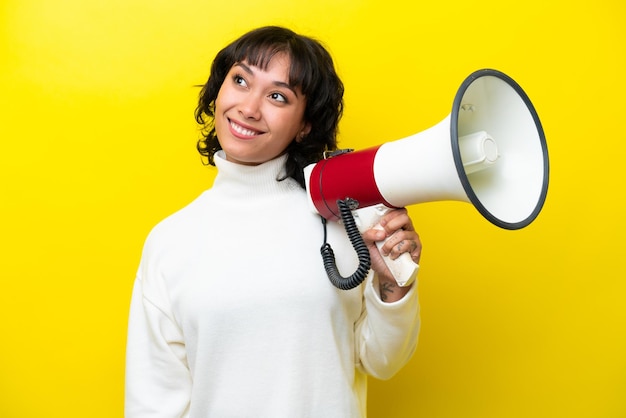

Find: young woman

[125,26,422,418]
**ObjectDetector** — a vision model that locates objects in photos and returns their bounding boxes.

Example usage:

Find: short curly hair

[195,26,344,188]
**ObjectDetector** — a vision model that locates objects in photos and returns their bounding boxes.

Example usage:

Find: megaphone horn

[305,69,549,289]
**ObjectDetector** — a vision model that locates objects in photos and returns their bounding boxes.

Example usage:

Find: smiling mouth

[229,119,263,138]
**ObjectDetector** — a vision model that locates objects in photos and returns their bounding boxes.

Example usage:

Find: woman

[126,26,422,418]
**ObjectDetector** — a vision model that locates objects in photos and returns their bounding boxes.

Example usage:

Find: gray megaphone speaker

[304,69,549,290]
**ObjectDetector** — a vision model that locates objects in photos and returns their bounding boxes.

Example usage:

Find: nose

[239,94,262,120]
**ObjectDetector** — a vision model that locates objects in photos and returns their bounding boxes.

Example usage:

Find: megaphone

[304,69,549,290]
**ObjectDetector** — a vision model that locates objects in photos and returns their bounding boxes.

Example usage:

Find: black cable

[320,199,371,290]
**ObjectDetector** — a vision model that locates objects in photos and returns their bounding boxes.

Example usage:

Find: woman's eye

[270,92,287,103]
[233,75,247,87]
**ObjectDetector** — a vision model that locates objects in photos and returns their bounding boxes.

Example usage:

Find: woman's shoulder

[143,190,213,247]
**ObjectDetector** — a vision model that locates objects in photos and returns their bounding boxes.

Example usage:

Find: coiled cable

[320,199,371,290]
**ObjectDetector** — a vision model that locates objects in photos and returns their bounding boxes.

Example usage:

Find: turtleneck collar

[211,151,302,199]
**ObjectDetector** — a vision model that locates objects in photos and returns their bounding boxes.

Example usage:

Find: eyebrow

[234,62,299,97]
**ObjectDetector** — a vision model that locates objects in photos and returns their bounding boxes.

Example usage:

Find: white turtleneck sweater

[125,152,420,418]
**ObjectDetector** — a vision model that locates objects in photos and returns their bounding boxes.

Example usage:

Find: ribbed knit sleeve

[354,272,421,380]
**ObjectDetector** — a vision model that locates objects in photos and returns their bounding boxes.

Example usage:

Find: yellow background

[1,0,624,417]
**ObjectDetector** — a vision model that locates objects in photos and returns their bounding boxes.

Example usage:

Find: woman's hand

[361,208,422,302]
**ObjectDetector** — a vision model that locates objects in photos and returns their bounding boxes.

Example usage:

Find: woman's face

[214,53,310,166]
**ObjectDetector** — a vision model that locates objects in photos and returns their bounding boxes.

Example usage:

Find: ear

[297,122,312,142]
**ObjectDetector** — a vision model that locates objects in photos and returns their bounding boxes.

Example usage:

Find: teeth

[230,120,259,137]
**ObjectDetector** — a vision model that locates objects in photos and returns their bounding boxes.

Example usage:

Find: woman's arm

[125,272,192,418]
[352,208,422,379]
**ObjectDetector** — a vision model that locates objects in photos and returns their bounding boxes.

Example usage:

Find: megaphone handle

[353,205,419,287]
[374,239,419,287]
